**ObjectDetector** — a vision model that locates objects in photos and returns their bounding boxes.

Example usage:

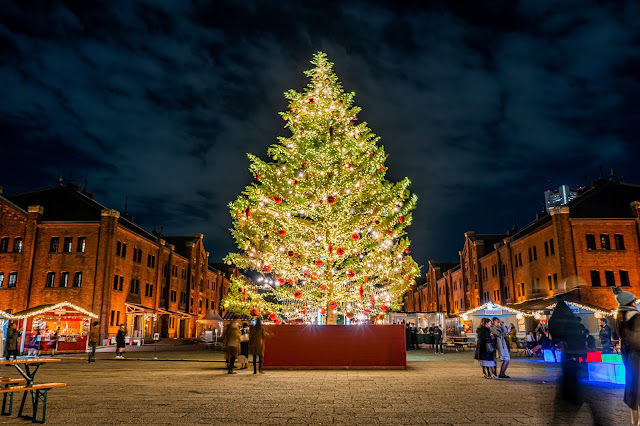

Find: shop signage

[485,308,502,315]
[153,333,160,341]
[53,310,66,315]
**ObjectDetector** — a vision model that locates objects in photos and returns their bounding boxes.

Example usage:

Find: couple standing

[474,317,511,379]
[221,318,271,374]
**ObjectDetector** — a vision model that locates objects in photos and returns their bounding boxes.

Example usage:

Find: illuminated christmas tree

[223,52,419,324]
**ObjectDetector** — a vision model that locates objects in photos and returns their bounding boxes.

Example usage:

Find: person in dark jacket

[549,300,605,424]
[5,322,19,360]
[599,319,613,355]
[433,325,443,354]
[613,286,640,425]
[410,324,418,350]
[88,321,100,363]
[115,325,126,359]
[405,323,412,350]
[474,318,497,379]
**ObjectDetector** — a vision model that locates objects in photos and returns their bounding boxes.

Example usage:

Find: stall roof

[197,310,223,322]
[11,302,98,319]
[460,302,537,318]
[157,309,194,319]
[508,289,612,316]
[125,303,157,314]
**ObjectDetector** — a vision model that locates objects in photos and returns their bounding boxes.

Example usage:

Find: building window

[620,270,630,287]
[147,254,155,268]
[604,270,615,286]
[600,234,610,250]
[614,234,625,250]
[170,290,177,303]
[553,273,558,290]
[73,272,82,287]
[8,272,17,288]
[45,272,55,288]
[12,238,22,253]
[133,248,142,264]
[548,275,553,291]
[549,239,555,255]
[0,238,8,253]
[116,311,120,326]
[130,279,140,294]
[544,241,549,257]
[586,234,596,250]
[0,273,3,288]
[590,271,601,287]
[116,241,127,257]
[60,272,69,288]
[77,237,86,253]
[50,237,59,253]
[520,282,525,296]
[63,237,72,253]
[110,310,115,326]
[113,275,119,291]
[145,283,153,298]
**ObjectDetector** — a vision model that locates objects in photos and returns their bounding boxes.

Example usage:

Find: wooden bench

[0,382,66,424]
[0,377,27,416]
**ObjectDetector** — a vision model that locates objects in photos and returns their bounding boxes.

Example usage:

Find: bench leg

[18,390,27,417]
[2,390,13,416]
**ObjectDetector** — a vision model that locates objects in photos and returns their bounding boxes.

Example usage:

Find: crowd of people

[220,318,271,374]
[399,322,444,353]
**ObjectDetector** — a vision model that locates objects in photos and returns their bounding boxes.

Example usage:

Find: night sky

[1,1,639,269]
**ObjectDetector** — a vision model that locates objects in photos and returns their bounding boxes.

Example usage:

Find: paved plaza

[0,344,631,425]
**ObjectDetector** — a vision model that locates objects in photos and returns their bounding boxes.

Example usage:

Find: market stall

[197,309,224,342]
[12,302,98,353]
[459,302,535,343]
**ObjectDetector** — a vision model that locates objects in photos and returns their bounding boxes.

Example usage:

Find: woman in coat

[249,318,271,374]
[221,320,241,374]
[614,287,640,425]
[474,318,497,379]
[115,325,126,359]
[5,322,19,359]
[491,318,512,378]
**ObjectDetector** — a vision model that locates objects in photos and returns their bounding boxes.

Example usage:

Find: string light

[9,302,99,320]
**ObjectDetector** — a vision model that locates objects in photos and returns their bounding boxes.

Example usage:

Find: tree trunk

[326,308,337,325]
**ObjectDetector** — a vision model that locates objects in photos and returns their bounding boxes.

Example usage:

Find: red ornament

[245,207,251,218]
[406,275,413,281]
[256,173,262,180]
[288,250,295,257]
[386,231,392,235]
[250,308,260,317]
[320,308,326,315]
[346,269,355,278]
[274,197,282,204]
[277,277,286,285]
[319,284,327,291]
[351,233,360,241]
[235,212,241,217]
[381,305,388,312]
[344,163,351,169]
[315,259,323,266]
[268,313,278,321]
[279,229,287,237]
[374,220,380,225]
[379,167,385,172]
[365,276,369,283]
[371,294,375,309]
[405,249,411,254]
[309,98,315,104]
[398,217,404,223]
[346,312,354,319]
[349,120,354,125]
[329,301,338,310]
[310,272,319,280]
[338,99,343,105]
[274,318,282,325]
[359,284,364,299]
[303,271,310,277]
[327,195,336,204]
[243,288,247,302]
[262,265,272,273]
[328,243,333,254]
[336,247,345,256]
[294,180,299,185]
[364,308,370,313]
[294,290,303,299]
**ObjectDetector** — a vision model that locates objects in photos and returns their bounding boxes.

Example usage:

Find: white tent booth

[385,311,446,330]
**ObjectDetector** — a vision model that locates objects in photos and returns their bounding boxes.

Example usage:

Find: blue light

[543,349,560,363]
[588,362,626,384]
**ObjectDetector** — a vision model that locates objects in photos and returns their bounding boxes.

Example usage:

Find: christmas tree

[223,52,419,324]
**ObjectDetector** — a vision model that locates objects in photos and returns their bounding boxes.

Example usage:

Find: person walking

[410,323,418,350]
[5,323,19,360]
[115,325,126,359]
[49,328,59,356]
[405,323,412,350]
[474,318,497,379]
[508,323,517,352]
[433,325,443,354]
[249,318,271,374]
[599,319,613,355]
[491,318,511,378]
[613,286,640,425]
[221,320,241,374]
[88,321,99,363]
[238,322,250,369]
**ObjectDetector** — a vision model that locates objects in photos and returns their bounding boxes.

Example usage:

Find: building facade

[0,182,233,341]
[405,177,640,317]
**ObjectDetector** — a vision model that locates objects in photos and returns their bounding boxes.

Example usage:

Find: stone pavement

[0,347,631,425]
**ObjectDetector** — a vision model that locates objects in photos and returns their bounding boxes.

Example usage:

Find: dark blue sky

[1,1,639,268]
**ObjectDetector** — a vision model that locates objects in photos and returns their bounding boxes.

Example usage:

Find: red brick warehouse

[0,181,234,342]
[405,174,640,322]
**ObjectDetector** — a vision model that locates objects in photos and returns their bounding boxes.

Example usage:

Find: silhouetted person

[405,324,412,350]
[548,300,605,425]
[433,325,443,354]
[410,324,418,350]
[599,319,612,355]
[613,286,640,425]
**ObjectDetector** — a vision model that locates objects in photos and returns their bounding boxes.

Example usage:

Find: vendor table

[0,358,60,419]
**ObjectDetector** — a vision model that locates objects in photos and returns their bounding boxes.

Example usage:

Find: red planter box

[262,325,406,369]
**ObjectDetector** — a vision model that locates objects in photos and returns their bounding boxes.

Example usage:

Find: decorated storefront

[12,302,98,353]
[459,302,536,342]
[125,303,157,344]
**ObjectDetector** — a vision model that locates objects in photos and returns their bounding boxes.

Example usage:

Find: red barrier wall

[262,325,406,368]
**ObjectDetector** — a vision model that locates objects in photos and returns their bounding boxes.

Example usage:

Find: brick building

[0,182,233,341]
[404,176,640,317]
